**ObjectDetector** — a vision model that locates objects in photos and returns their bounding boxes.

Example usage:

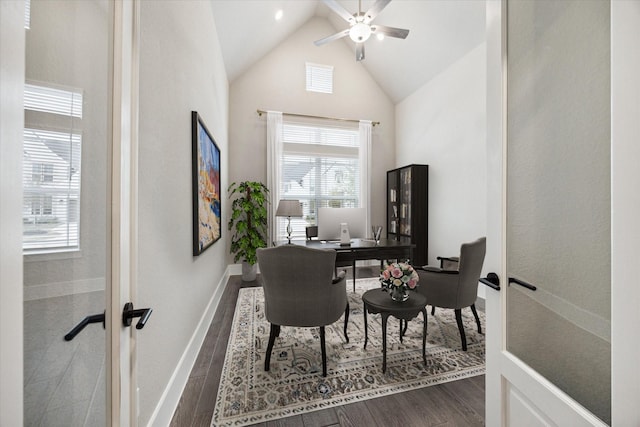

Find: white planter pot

[241,261,258,282]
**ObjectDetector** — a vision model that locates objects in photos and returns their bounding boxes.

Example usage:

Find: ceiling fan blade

[363,0,391,24]
[322,0,356,24]
[371,24,410,39]
[356,43,365,62]
[314,29,350,46]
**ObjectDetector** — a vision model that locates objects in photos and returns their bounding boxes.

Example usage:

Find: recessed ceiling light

[275,9,283,21]
[376,33,385,41]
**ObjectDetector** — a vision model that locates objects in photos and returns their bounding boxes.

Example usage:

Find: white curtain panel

[359,120,372,235]
[266,111,283,246]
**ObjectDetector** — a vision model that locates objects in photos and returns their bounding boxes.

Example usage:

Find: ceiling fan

[314,0,410,62]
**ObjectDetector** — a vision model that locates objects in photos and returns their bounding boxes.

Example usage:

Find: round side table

[362,288,428,373]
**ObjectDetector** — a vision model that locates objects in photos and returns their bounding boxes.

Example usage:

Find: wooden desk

[282,238,414,263]
[277,239,416,289]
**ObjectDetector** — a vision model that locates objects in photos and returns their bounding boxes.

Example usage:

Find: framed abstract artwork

[192,111,221,255]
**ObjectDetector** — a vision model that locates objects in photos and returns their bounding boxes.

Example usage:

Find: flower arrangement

[380,262,419,299]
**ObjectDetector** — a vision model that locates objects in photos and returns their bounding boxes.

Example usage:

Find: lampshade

[349,22,371,43]
[276,199,303,217]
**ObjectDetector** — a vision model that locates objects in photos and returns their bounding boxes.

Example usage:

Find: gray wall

[138,1,229,424]
[228,16,396,262]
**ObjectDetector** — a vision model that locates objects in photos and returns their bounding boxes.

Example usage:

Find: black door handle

[479,272,501,291]
[64,312,105,341]
[122,302,153,330]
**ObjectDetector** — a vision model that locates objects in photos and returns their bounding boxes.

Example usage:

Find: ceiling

[211,0,485,103]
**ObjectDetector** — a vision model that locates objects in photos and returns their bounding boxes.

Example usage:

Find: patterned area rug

[211,278,485,426]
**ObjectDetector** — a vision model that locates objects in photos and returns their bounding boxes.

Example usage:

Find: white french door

[485,1,640,426]
[0,0,140,425]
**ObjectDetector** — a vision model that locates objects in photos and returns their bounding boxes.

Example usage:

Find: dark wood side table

[362,289,428,373]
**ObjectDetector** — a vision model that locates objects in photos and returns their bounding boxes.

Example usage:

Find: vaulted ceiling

[211,0,486,103]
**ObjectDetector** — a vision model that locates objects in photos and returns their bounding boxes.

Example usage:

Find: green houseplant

[227,181,269,281]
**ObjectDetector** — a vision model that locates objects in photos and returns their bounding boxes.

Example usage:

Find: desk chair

[257,245,349,377]
[306,226,357,292]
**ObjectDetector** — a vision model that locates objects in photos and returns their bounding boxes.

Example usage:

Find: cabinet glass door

[387,170,398,237]
[399,168,411,236]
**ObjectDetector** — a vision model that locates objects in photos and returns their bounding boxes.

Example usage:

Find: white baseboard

[146,266,232,427]
[24,277,104,301]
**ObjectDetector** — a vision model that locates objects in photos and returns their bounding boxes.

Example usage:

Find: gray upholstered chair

[257,245,349,377]
[306,225,357,292]
[415,237,486,351]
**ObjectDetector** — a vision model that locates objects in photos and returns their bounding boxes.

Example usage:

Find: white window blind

[278,121,360,240]
[305,63,333,94]
[25,0,31,29]
[25,83,83,118]
[23,83,83,253]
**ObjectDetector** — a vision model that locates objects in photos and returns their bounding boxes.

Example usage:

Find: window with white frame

[23,83,83,253]
[305,63,333,94]
[278,120,360,240]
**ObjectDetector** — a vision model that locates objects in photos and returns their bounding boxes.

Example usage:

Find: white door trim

[0,1,26,425]
[610,1,640,424]
[111,0,140,425]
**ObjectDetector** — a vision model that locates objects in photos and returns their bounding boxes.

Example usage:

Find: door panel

[23,1,111,425]
[485,0,617,425]
[505,0,611,423]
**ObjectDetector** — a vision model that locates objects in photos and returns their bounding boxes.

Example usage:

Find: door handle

[64,311,105,341]
[122,302,153,329]
[508,277,537,291]
[479,272,501,291]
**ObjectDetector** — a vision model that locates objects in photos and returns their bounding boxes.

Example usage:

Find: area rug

[211,278,485,426]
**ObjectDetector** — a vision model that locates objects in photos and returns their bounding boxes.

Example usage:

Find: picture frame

[192,111,221,255]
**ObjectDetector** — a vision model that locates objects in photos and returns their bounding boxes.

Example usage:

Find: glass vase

[390,286,409,302]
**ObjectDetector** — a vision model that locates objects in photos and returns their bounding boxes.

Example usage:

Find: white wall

[137,1,229,424]
[228,16,396,260]
[396,42,487,270]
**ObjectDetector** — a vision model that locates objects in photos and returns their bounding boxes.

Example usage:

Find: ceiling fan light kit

[315,0,409,61]
[349,22,371,42]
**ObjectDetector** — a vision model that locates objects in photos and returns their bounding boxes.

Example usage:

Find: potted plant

[228,181,269,281]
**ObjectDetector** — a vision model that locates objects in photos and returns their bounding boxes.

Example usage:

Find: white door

[485,1,640,426]
[0,1,140,425]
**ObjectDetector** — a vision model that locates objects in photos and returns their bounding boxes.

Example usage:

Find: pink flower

[391,266,403,278]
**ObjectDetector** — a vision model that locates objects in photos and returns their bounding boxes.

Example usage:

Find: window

[23,83,83,253]
[25,0,31,29]
[278,120,360,240]
[305,63,333,94]
[32,163,54,183]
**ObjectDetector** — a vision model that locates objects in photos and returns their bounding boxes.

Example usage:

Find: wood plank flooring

[170,267,485,427]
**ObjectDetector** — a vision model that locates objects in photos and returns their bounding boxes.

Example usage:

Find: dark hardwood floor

[170,267,485,427]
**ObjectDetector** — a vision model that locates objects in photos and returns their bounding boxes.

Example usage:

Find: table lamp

[276,199,303,244]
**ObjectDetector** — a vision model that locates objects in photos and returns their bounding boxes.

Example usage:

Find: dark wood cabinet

[386,164,428,266]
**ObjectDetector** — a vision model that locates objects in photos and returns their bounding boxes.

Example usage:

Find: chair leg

[470,303,482,334]
[320,326,327,377]
[455,309,467,351]
[343,302,350,343]
[431,306,436,315]
[265,323,280,371]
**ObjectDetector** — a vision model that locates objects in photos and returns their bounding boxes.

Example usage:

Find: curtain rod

[256,109,380,126]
